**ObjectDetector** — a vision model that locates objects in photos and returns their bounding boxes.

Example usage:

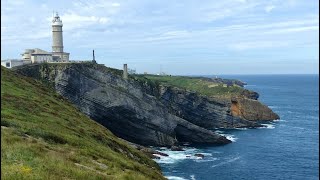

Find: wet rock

[194,153,205,158]
[170,146,184,151]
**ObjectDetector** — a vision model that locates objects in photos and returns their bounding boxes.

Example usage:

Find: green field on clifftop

[1,67,164,180]
[139,75,245,98]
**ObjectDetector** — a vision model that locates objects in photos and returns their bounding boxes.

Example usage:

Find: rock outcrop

[230,97,280,121]
[152,86,264,129]
[14,63,279,146]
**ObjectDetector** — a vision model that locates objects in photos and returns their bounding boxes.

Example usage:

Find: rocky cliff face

[139,85,277,129]
[14,63,279,146]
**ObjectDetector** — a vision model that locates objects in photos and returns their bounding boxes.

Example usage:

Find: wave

[194,157,218,163]
[268,106,278,109]
[211,156,241,168]
[166,176,188,180]
[214,130,238,142]
[235,127,248,130]
[153,147,220,165]
[190,175,196,180]
[153,147,201,164]
[291,126,305,130]
[259,123,275,129]
[273,119,287,122]
[214,130,224,134]
[225,134,238,142]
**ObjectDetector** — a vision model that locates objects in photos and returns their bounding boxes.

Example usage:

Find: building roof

[31,48,52,55]
[1,59,24,62]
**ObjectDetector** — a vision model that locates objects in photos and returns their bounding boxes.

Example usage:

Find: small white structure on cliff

[21,48,53,63]
[1,59,31,68]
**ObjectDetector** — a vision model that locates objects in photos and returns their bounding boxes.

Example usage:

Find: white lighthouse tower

[52,12,69,61]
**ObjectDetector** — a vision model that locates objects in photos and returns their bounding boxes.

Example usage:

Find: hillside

[1,66,165,179]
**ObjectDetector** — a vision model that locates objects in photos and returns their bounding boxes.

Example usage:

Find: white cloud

[111,2,121,7]
[265,5,275,13]
[44,13,110,32]
[72,0,121,14]
[264,26,319,34]
[229,41,290,51]
[143,30,190,42]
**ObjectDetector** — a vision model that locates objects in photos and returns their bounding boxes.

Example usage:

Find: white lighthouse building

[51,12,69,61]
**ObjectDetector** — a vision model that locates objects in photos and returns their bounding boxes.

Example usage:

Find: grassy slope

[1,67,164,180]
[139,75,244,98]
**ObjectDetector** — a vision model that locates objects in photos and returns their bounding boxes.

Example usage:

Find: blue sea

[155,74,319,180]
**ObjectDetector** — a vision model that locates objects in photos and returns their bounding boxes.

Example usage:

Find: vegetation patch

[136,74,245,98]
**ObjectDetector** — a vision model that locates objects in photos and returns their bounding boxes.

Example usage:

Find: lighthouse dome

[52,12,63,26]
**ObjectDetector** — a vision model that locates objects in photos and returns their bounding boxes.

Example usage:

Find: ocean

[154,74,319,180]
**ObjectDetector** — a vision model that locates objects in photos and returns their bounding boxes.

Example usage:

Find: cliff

[1,66,164,179]
[14,63,279,147]
[134,75,279,129]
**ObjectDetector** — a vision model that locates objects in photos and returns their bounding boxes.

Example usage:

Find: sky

[1,0,319,75]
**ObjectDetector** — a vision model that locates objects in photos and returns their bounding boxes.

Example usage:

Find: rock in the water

[153,151,169,157]
[170,146,184,151]
[194,153,205,158]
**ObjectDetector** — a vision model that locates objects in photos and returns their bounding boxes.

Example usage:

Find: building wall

[1,61,11,68]
[52,52,69,62]
[1,60,25,68]
[31,55,53,63]
[52,25,63,52]
[21,49,34,60]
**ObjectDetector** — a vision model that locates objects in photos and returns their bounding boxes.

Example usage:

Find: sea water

[155,74,319,180]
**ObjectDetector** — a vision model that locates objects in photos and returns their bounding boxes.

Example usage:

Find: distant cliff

[14,63,279,146]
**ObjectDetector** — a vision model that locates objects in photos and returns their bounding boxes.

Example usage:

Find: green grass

[137,75,245,98]
[1,67,164,180]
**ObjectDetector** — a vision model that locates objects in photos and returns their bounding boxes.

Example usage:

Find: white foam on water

[195,157,218,163]
[273,119,286,122]
[166,176,188,180]
[268,106,278,109]
[200,153,213,156]
[211,156,241,168]
[153,147,217,164]
[190,175,196,180]
[235,127,248,130]
[224,134,238,142]
[214,130,224,134]
[153,147,199,164]
[292,126,305,130]
[260,123,275,129]
[214,130,238,142]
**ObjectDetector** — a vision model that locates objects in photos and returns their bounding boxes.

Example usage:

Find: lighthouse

[52,12,69,62]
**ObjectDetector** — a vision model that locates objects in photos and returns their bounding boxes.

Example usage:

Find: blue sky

[1,0,319,75]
